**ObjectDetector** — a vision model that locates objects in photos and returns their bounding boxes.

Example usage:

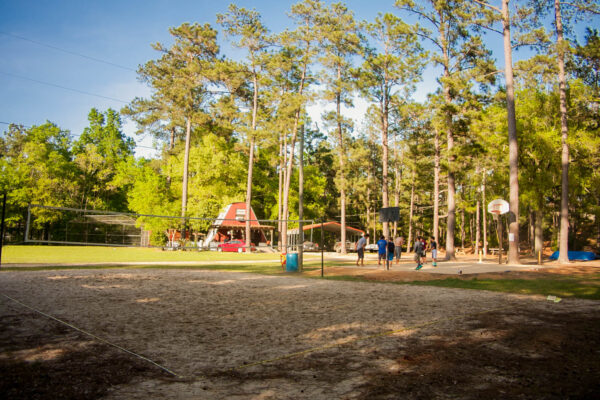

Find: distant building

[204,202,274,246]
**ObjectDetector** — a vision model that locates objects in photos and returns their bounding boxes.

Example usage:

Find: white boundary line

[1,293,183,379]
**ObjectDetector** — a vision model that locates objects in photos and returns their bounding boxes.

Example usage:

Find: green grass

[3,245,599,301]
[315,274,600,300]
[409,277,600,300]
[0,263,286,274]
[1,245,281,264]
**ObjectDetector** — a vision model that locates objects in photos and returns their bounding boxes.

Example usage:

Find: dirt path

[1,268,599,399]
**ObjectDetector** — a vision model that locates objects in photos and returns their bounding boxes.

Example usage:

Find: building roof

[211,202,273,230]
[287,221,364,235]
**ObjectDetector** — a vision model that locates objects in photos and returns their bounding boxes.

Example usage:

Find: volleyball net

[23,204,316,251]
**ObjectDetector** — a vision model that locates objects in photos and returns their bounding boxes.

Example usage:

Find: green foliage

[2,1,600,253]
[0,122,76,229]
[73,108,134,211]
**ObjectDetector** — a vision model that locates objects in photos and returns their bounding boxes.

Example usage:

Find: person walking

[421,237,427,265]
[414,236,424,270]
[394,236,404,262]
[429,236,438,267]
[386,238,395,267]
[377,236,387,266]
[356,233,368,266]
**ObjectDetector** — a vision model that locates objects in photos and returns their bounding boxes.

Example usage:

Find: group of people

[413,235,437,270]
[355,233,437,270]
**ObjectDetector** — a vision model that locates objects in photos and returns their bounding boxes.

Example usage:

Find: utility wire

[0,121,156,150]
[0,31,136,72]
[0,71,129,103]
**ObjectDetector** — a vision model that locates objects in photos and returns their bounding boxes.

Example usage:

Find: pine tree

[357,12,427,240]
[396,0,495,259]
[318,2,362,254]
[218,5,271,252]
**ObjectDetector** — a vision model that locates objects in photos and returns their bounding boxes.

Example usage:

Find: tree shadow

[0,311,168,399]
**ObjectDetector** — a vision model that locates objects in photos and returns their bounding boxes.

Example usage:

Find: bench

[488,248,506,255]
[455,248,466,256]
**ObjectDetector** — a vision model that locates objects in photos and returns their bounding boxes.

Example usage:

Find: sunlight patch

[135,297,160,303]
[0,346,66,362]
[272,285,309,290]
[188,279,236,285]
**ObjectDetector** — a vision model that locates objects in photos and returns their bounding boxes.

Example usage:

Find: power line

[0,31,136,72]
[0,121,28,127]
[0,70,129,103]
[0,121,156,151]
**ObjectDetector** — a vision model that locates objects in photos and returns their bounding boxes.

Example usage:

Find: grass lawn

[2,246,598,300]
[1,245,281,264]
[411,277,600,300]
[315,273,600,301]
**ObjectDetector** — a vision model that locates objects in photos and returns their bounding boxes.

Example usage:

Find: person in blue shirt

[377,236,387,265]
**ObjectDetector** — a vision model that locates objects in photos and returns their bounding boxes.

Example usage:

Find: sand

[1,268,599,399]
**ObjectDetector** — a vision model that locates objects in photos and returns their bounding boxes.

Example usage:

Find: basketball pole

[496,213,502,265]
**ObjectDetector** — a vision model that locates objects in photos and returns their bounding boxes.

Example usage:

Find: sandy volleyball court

[1,268,599,399]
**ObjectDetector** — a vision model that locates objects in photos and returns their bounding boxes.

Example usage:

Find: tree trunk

[298,124,304,271]
[381,81,390,240]
[439,16,456,260]
[366,189,371,244]
[407,168,415,251]
[245,70,259,253]
[336,66,347,254]
[181,117,192,238]
[393,138,401,238]
[433,128,440,244]
[529,209,535,255]
[502,0,520,264]
[460,208,465,250]
[170,127,175,151]
[245,136,255,252]
[469,211,474,249]
[281,57,308,254]
[555,0,570,264]
[277,134,284,250]
[483,169,488,255]
[476,198,481,255]
[445,124,456,260]
[535,209,543,257]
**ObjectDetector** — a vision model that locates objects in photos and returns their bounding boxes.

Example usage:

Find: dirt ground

[311,252,600,283]
[1,268,599,399]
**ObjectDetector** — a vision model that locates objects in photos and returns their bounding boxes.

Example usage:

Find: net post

[0,192,7,269]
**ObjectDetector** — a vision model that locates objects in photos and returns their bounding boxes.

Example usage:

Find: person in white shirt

[356,234,368,266]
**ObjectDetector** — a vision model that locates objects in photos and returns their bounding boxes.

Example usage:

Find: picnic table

[488,248,506,255]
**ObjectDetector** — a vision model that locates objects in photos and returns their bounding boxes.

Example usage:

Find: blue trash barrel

[286,253,298,272]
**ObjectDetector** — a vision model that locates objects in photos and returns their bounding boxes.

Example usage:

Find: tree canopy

[2,0,599,255]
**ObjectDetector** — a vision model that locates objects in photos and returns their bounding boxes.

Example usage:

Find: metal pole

[320,221,324,278]
[386,241,389,270]
[498,214,503,265]
[0,192,6,269]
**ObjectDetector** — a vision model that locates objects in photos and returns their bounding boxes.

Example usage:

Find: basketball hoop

[490,205,502,216]
[487,199,509,215]
[487,199,509,264]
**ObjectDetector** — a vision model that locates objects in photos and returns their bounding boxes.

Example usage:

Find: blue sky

[0,1,596,157]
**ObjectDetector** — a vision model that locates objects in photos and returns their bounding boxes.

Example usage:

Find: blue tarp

[549,251,598,261]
